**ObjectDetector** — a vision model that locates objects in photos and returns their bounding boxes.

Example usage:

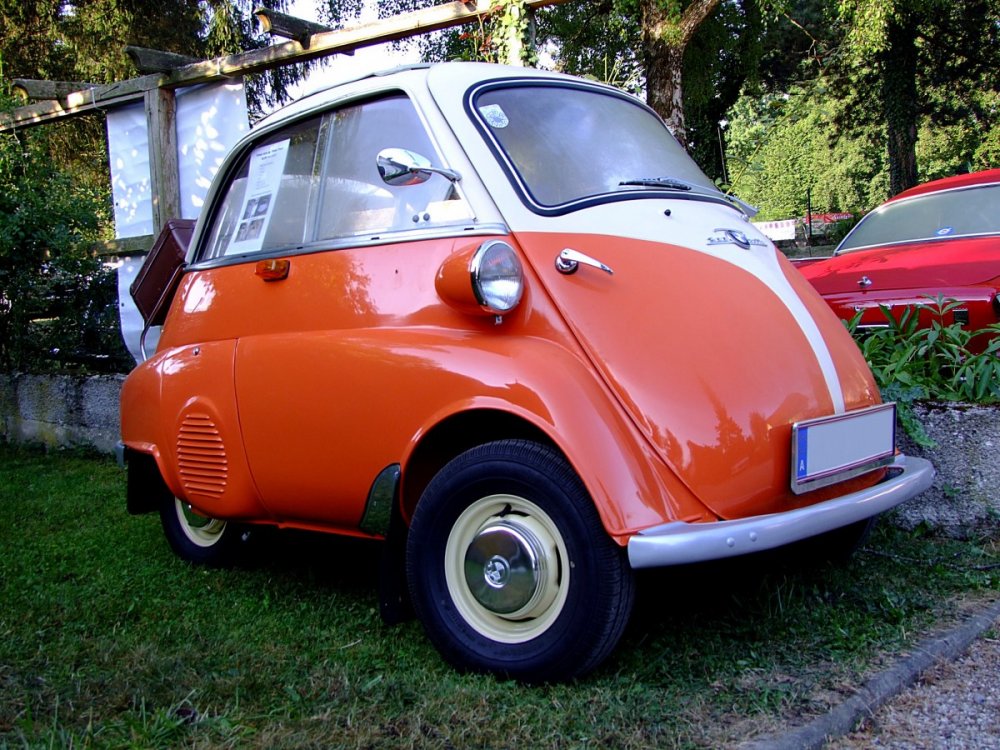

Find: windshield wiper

[619,176,759,218]
[618,177,693,191]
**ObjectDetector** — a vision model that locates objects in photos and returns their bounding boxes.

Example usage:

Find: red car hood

[800,236,1000,295]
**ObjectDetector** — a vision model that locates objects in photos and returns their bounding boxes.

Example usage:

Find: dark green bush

[0,90,131,373]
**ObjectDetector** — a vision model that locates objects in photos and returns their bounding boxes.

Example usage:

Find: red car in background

[797,169,1000,349]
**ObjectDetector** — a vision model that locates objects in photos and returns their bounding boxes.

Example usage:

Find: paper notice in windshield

[227,139,290,255]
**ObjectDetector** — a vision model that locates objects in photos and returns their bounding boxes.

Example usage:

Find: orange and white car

[120,62,933,682]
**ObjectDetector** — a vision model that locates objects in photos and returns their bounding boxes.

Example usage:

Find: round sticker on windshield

[479,104,509,129]
[935,226,954,236]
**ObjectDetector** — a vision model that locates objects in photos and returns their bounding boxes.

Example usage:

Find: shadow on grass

[241,526,384,593]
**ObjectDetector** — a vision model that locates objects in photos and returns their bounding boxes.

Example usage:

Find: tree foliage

[725,85,886,219]
[0,1,338,373]
[833,0,1000,195]
[0,92,128,371]
[536,0,777,176]
[728,0,1000,216]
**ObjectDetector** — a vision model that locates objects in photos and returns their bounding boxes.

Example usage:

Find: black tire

[406,440,635,682]
[159,497,249,566]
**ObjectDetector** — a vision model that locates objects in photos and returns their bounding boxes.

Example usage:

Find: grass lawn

[1,444,997,749]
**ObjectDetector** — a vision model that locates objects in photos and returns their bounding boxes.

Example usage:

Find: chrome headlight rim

[470,240,524,314]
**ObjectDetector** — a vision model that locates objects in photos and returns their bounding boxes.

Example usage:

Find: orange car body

[120,63,932,680]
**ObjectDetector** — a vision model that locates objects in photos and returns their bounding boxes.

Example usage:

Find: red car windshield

[837,182,1000,254]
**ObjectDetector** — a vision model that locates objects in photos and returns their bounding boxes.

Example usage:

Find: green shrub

[0,89,130,373]
[848,296,1000,446]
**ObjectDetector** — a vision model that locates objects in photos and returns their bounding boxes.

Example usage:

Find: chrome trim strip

[627,455,934,569]
[188,223,510,272]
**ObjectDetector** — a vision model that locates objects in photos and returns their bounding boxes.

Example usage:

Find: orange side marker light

[255,258,290,281]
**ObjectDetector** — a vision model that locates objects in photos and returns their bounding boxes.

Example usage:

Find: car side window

[202,95,472,262]
[203,116,324,259]
[314,95,472,240]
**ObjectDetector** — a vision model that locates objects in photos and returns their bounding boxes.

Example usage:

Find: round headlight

[471,241,523,314]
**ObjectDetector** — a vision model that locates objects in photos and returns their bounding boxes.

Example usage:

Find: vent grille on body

[176,413,228,501]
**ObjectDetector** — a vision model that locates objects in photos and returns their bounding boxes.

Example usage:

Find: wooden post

[144,87,181,234]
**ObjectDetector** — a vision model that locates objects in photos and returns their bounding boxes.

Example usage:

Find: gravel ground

[828,622,1000,749]
[839,404,1000,749]
[742,401,1000,750]
[740,601,1000,750]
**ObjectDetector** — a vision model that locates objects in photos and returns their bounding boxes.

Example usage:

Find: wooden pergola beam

[2,74,166,131]
[254,8,333,47]
[92,234,156,258]
[0,0,568,133]
[12,79,98,101]
[125,46,200,74]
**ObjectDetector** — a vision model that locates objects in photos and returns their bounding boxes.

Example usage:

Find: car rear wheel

[160,497,247,566]
[406,440,635,682]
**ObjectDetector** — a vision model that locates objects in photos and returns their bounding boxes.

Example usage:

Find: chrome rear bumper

[627,454,934,569]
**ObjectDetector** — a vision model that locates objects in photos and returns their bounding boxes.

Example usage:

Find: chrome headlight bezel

[470,240,524,314]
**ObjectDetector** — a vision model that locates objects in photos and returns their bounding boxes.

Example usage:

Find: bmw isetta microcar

[120,62,934,682]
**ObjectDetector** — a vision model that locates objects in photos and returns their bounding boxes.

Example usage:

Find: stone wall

[895,403,1000,539]
[0,373,124,454]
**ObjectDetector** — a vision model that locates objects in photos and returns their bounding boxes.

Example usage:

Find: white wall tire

[407,440,635,682]
[174,499,228,547]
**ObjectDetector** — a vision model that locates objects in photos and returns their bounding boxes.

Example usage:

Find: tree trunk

[644,38,687,144]
[882,13,919,196]
[639,0,722,150]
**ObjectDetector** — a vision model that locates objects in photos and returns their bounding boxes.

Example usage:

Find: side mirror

[377,148,460,186]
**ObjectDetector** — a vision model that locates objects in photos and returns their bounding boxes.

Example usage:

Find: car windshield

[837,182,1000,253]
[472,84,721,210]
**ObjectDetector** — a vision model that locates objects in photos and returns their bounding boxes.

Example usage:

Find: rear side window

[201,94,471,260]
[838,183,1000,253]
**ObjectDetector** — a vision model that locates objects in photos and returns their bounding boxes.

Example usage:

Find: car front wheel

[406,440,635,682]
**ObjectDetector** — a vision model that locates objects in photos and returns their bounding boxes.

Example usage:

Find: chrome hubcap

[175,498,226,547]
[464,521,547,615]
[445,494,567,643]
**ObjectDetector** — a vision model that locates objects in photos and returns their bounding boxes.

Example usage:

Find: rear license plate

[791,403,896,494]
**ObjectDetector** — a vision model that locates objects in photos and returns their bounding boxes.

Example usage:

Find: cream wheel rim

[174,498,227,548]
[444,494,569,644]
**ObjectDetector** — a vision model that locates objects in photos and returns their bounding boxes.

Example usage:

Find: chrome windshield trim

[627,455,934,569]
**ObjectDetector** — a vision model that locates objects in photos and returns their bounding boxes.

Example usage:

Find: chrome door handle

[555,248,614,275]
